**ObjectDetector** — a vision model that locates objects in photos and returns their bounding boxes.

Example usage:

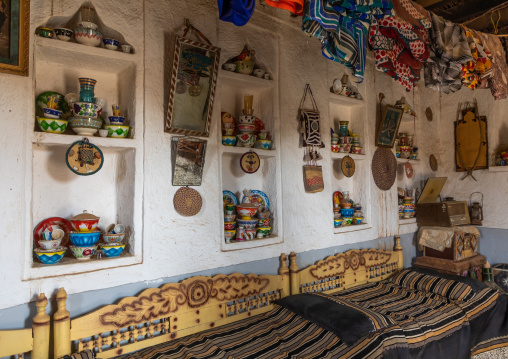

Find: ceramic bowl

[108,116,126,125]
[222,128,235,136]
[236,204,258,219]
[102,232,125,243]
[342,217,353,226]
[340,208,355,217]
[42,228,64,241]
[236,134,255,147]
[224,214,236,222]
[223,63,236,71]
[236,218,258,230]
[253,69,266,78]
[103,38,119,50]
[255,140,272,150]
[99,129,108,137]
[69,231,101,247]
[69,117,102,136]
[224,230,236,242]
[354,217,364,225]
[55,28,73,41]
[74,27,103,47]
[34,247,67,264]
[78,21,98,30]
[257,218,271,227]
[334,219,343,228]
[101,243,126,257]
[121,44,132,53]
[245,229,257,240]
[38,238,62,250]
[257,211,271,219]
[37,118,68,134]
[258,131,270,140]
[238,115,256,125]
[38,27,54,38]
[42,108,62,119]
[224,222,237,230]
[71,102,102,118]
[256,227,271,237]
[235,60,254,75]
[237,124,255,133]
[70,245,97,260]
[222,135,237,146]
[70,211,100,232]
[104,125,129,138]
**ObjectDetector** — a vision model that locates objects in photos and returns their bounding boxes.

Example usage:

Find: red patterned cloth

[265,0,303,16]
[369,0,431,91]
[460,27,493,90]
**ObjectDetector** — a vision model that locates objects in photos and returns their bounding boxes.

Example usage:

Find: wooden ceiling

[413,0,508,35]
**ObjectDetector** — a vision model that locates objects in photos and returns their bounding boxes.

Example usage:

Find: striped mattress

[115,268,508,359]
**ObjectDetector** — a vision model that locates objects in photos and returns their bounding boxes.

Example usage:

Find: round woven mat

[372,147,397,191]
[174,187,202,217]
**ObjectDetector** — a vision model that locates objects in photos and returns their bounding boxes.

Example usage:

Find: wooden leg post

[279,253,289,298]
[394,236,404,271]
[289,252,299,296]
[32,293,50,359]
[54,288,71,358]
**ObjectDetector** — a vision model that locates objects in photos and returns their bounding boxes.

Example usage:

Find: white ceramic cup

[99,129,108,137]
[51,228,64,240]
[113,224,125,234]
[121,44,132,53]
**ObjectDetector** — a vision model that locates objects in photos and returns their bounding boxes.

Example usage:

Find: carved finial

[55,288,70,321]
[33,293,49,325]
[394,236,402,251]
[279,253,288,275]
[289,252,298,273]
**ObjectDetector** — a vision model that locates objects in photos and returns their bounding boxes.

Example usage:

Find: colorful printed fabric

[265,0,304,16]
[460,27,493,89]
[369,0,431,91]
[302,0,394,81]
[424,12,473,93]
[482,33,508,100]
[217,0,255,26]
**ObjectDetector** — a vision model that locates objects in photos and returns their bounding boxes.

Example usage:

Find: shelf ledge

[333,223,371,234]
[219,69,275,90]
[221,145,276,158]
[330,152,367,160]
[396,158,420,165]
[328,92,365,107]
[488,166,508,172]
[32,132,140,149]
[221,235,283,251]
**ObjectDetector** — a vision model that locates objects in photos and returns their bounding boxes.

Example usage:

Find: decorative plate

[397,187,405,197]
[223,190,239,208]
[242,190,270,212]
[240,151,260,174]
[372,147,397,191]
[429,154,438,172]
[405,161,413,179]
[35,91,70,119]
[174,187,203,217]
[33,217,72,248]
[341,156,355,177]
[66,139,104,176]
[253,117,265,134]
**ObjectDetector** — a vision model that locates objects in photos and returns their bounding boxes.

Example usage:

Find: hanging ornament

[429,154,438,171]
[188,84,202,97]
[175,80,187,94]
[341,156,355,177]
[66,138,103,176]
[372,147,397,191]
[173,187,203,217]
[240,151,260,173]
[405,161,414,179]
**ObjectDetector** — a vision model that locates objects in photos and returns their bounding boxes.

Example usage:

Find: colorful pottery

[69,117,102,136]
[334,219,343,228]
[238,115,256,125]
[104,125,130,138]
[55,28,73,41]
[235,60,254,75]
[236,203,258,220]
[101,243,126,257]
[78,21,98,30]
[70,245,97,259]
[223,191,239,207]
[71,102,102,118]
[256,227,271,237]
[33,217,72,248]
[69,231,101,246]
[70,211,100,232]
[37,118,68,134]
[224,214,236,222]
[42,108,62,119]
[352,146,362,154]
[38,239,62,250]
[245,229,257,240]
[108,116,126,125]
[339,121,349,136]
[237,124,255,133]
[258,131,270,140]
[102,232,125,243]
[222,135,237,146]
[340,208,354,217]
[331,145,339,153]
[354,217,364,225]
[236,134,255,147]
[222,128,235,136]
[103,38,119,50]
[257,211,271,219]
[243,190,270,212]
[35,92,70,119]
[236,218,258,230]
[224,222,237,230]
[34,247,67,264]
[38,27,54,38]
[396,151,401,158]
[257,218,271,227]
[342,217,353,225]
[255,140,272,150]
[74,27,103,47]
[224,230,236,243]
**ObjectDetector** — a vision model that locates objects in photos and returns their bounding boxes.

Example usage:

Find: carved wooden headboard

[289,238,404,296]
[54,254,290,358]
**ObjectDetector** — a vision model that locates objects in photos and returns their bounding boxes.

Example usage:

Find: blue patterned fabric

[217,0,255,26]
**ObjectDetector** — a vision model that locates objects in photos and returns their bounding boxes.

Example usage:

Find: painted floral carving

[101,274,270,327]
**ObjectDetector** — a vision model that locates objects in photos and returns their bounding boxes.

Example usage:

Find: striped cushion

[389,268,474,301]
[60,350,95,359]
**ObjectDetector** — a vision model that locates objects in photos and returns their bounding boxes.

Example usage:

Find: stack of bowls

[36,94,68,134]
[255,211,272,238]
[68,78,103,135]
[34,228,67,265]
[99,224,127,257]
[104,105,130,138]
[224,214,237,243]
[69,211,101,259]
[236,115,257,148]
[74,21,102,47]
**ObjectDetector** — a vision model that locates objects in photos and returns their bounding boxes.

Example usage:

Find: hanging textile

[265,0,304,16]
[217,0,255,26]
[460,27,493,90]
[369,0,431,91]
[424,12,473,94]
[302,0,393,81]
[482,33,508,100]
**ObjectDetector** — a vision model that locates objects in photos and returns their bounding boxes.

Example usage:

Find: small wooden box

[424,229,479,261]
[415,255,486,281]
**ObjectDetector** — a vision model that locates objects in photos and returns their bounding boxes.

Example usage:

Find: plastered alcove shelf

[25,14,144,279]
[328,92,372,235]
[216,24,283,251]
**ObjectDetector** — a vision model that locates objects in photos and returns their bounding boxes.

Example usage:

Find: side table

[414,254,486,281]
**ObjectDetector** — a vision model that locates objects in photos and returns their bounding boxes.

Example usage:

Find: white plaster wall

[0,0,437,309]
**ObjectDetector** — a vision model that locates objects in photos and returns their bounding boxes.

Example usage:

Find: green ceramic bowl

[104,125,129,138]
[36,117,68,134]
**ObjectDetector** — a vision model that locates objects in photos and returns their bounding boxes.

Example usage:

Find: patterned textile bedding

[115,268,508,359]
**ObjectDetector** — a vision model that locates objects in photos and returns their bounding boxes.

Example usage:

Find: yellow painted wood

[0,328,33,357]
[33,293,50,359]
[54,288,71,358]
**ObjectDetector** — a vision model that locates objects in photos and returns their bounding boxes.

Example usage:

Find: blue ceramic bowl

[103,38,119,50]
[101,243,126,257]
[236,218,258,230]
[70,231,101,247]
[222,136,237,146]
[55,28,73,41]
[42,108,62,119]
[334,219,343,228]
[108,116,126,125]
[34,247,67,264]
[354,217,364,225]
[340,208,355,217]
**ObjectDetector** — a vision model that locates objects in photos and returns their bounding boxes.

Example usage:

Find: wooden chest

[423,228,479,261]
[415,255,486,281]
